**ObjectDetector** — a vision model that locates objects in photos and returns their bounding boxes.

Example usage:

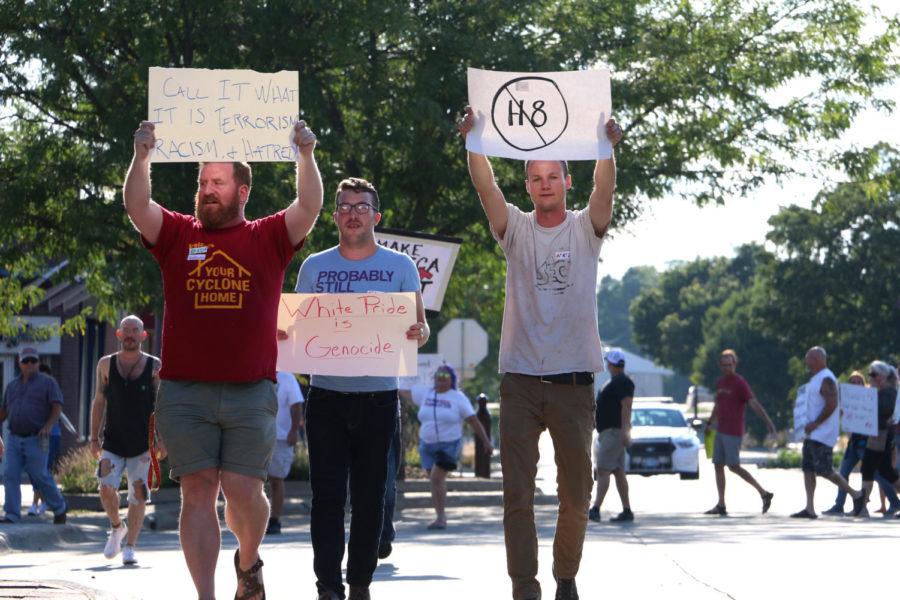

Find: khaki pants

[499,373,594,600]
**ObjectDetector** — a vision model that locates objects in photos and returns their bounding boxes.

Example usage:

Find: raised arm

[284,120,324,247]
[587,119,623,237]
[123,121,164,245]
[458,106,510,239]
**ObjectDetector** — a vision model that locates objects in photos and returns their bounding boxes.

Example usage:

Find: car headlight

[674,436,697,448]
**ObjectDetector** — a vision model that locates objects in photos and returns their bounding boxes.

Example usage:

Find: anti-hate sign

[375,228,461,312]
[839,383,878,436]
[276,292,417,377]
[148,67,299,162]
[466,67,612,161]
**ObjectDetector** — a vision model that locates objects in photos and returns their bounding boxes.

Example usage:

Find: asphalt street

[2,433,897,599]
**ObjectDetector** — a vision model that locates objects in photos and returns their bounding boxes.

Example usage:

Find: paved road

[2,434,897,598]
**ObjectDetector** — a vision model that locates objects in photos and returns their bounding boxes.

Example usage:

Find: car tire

[680,471,700,480]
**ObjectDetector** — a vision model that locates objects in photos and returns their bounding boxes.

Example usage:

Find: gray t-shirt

[495,204,605,375]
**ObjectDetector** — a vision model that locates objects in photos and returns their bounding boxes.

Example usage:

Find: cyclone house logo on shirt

[186,250,252,309]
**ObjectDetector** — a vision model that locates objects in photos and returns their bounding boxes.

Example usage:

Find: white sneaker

[122,545,137,565]
[103,523,128,559]
[27,504,39,516]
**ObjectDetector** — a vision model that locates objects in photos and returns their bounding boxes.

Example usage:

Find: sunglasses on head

[20,357,38,364]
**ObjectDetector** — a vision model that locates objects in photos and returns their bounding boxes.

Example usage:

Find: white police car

[626,401,701,479]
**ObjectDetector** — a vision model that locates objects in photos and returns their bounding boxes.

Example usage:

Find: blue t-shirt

[2,372,63,436]
[295,245,420,392]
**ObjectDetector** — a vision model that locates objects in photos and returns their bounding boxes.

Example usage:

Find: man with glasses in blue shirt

[1,347,68,524]
[294,177,429,600]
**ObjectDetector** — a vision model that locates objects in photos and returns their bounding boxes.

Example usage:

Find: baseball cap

[18,347,39,361]
[605,348,626,367]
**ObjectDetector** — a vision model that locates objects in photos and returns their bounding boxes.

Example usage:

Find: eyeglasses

[20,357,38,364]
[435,373,451,380]
[336,202,375,215]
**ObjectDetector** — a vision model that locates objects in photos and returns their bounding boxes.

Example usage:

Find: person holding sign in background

[853,361,900,517]
[458,106,622,600]
[823,371,900,516]
[703,349,776,517]
[293,177,428,600]
[124,119,322,600]
[790,347,866,519]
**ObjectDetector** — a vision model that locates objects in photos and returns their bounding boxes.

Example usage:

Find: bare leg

[179,468,221,600]
[99,484,123,528]
[728,465,766,496]
[824,471,859,497]
[269,477,284,520]
[714,463,726,507]
[430,467,448,526]
[804,470,817,513]
[221,470,269,600]
[613,468,630,510]
[125,480,147,546]
[593,470,611,509]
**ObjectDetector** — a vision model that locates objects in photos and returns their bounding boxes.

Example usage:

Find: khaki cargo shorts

[155,379,277,481]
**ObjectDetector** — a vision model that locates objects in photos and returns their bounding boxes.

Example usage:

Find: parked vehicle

[627,402,701,479]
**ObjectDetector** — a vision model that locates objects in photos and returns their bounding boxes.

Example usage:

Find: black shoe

[851,493,868,517]
[822,505,844,516]
[317,591,340,600]
[1,517,17,524]
[704,504,727,517]
[761,492,774,514]
[555,578,578,600]
[378,540,393,559]
[789,509,818,519]
[610,509,634,523]
[348,586,370,600]
[265,517,281,535]
[53,510,67,525]
[587,506,601,522]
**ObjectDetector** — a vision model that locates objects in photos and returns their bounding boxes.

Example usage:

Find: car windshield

[631,408,687,428]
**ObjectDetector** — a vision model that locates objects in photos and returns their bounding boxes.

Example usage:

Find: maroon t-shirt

[714,373,753,436]
[143,207,301,383]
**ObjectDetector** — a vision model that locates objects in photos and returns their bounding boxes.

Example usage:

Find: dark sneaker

[265,517,281,535]
[555,578,578,600]
[761,492,774,514]
[587,506,601,522]
[317,591,340,600]
[53,510,67,525]
[851,494,868,517]
[348,586,370,600]
[704,504,727,517]
[789,509,817,519]
[822,505,844,516]
[610,509,634,523]
[378,540,392,559]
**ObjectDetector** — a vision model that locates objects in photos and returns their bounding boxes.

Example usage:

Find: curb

[0,579,117,599]
[0,523,89,553]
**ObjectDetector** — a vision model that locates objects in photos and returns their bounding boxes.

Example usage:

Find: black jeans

[306,386,398,598]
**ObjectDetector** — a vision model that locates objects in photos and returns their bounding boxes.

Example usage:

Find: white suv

[626,402,701,480]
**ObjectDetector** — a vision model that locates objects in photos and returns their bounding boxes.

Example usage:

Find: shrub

[762,448,843,469]
[56,444,178,493]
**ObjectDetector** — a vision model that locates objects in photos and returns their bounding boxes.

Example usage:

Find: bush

[56,444,178,493]
[762,448,843,469]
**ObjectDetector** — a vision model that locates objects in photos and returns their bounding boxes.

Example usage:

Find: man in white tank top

[790,347,865,519]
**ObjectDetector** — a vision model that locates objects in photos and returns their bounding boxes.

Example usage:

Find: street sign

[437,319,488,380]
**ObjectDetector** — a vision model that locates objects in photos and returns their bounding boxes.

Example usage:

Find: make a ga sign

[276,292,418,377]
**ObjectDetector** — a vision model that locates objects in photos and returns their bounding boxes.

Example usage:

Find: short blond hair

[719,349,739,365]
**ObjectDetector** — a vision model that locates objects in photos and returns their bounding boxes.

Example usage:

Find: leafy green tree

[631,244,768,374]
[1,0,897,358]
[754,144,900,376]
[597,266,658,353]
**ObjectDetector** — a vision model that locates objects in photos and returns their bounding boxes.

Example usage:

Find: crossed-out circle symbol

[491,77,569,152]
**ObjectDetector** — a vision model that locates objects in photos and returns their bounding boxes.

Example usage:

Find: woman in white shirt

[402,365,492,529]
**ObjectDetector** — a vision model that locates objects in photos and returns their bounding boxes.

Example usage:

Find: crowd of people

[0,104,895,600]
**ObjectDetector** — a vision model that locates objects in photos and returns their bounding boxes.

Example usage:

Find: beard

[195,189,241,229]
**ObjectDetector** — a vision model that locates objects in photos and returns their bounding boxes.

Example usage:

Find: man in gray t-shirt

[459,107,623,600]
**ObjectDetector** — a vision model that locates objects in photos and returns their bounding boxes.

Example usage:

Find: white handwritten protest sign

[466,67,612,161]
[792,384,808,442]
[399,354,446,390]
[148,67,299,163]
[839,383,878,436]
[276,292,417,376]
[375,228,461,312]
